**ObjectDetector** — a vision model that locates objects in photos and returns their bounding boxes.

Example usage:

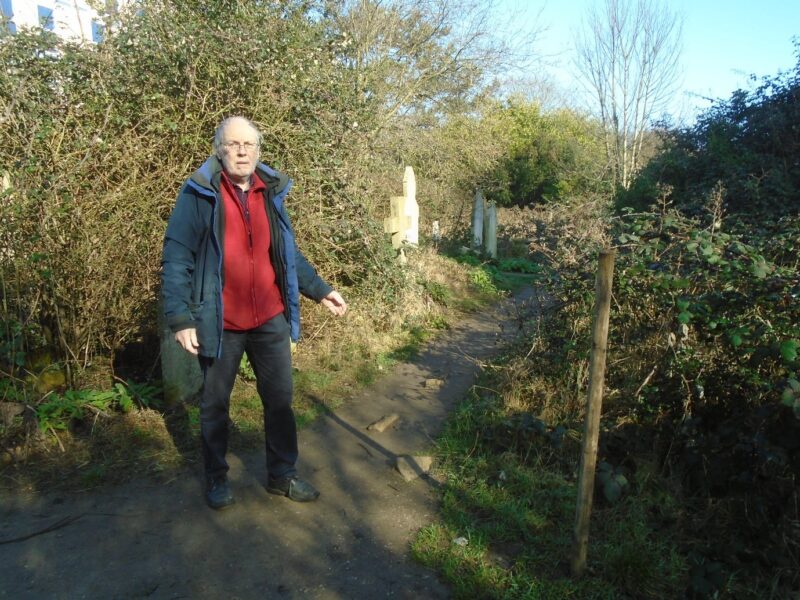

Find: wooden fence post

[571,249,616,577]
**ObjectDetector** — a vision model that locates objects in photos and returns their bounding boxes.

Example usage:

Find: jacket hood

[188,155,290,197]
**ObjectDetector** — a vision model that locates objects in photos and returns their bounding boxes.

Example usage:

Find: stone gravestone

[484,200,497,258]
[472,189,484,250]
[402,166,419,245]
[383,166,419,249]
[159,299,202,408]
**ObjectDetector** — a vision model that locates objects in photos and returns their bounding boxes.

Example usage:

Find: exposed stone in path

[395,456,434,482]
[366,414,401,433]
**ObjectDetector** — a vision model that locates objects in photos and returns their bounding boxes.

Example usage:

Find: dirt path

[0,287,540,600]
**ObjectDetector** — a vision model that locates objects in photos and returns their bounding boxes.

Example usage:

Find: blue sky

[495,0,799,122]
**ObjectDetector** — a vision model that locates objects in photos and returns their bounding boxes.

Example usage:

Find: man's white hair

[212,116,262,159]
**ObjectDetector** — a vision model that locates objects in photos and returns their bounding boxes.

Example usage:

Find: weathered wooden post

[472,189,484,250]
[484,200,497,258]
[571,249,616,577]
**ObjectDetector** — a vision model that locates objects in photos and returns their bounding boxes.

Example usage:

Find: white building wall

[4,0,103,43]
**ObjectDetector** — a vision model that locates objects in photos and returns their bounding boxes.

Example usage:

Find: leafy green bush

[544,203,799,597]
[617,42,800,218]
[484,97,610,207]
[0,0,519,387]
[496,257,541,274]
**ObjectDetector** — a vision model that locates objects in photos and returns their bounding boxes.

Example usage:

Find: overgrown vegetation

[485,97,610,206]
[0,0,535,487]
[2,1,797,597]
[413,52,799,599]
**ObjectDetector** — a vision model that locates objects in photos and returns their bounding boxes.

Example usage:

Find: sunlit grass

[412,377,687,599]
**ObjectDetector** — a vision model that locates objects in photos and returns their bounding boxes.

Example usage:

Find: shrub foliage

[0,0,519,383]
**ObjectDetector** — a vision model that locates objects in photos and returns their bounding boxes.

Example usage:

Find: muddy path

[0,286,541,600]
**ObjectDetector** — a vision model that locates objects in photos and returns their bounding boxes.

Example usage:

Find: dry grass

[1,408,185,493]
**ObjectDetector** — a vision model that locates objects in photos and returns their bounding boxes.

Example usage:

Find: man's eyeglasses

[223,141,259,152]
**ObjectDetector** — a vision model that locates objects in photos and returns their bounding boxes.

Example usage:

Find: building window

[1,0,15,34]
[37,5,54,31]
[91,19,103,43]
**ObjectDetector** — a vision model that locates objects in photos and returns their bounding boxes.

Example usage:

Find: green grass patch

[496,257,543,275]
[449,253,547,297]
[413,387,687,599]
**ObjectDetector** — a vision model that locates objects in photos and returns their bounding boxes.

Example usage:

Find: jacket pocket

[188,301,204,321]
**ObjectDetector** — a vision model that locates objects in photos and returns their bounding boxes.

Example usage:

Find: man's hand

[175,328,200,355]
[320,290,347,317]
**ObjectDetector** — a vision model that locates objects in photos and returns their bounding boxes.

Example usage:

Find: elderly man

[162,116,346,509]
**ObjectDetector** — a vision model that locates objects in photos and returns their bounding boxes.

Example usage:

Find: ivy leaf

[780,340,798,363]
[603,479,623,504]
[730,333,743,347]
[676,299,690,311]
[751,257,770,278]
[731,241,748,254]
[678,311,693,324]
[782,387,796,406]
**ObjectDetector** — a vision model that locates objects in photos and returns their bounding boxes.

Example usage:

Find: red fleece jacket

[221,173,285,330]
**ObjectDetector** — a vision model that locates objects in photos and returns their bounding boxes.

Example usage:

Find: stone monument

[384,166,419,249]
[484,200,497,258]
[472,189,484,250]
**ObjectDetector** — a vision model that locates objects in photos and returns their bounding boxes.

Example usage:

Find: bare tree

[575,0,682,188]
[329,0,541,134]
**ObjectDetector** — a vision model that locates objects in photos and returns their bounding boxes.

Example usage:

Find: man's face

[219,118,260,184]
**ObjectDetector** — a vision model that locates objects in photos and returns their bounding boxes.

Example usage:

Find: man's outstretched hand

[320,290,348,317]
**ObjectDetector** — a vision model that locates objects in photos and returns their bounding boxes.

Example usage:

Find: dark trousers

[199,313,297,481]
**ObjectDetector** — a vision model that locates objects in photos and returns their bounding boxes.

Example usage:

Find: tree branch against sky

[331,0,542,135]
[575,0,683,188]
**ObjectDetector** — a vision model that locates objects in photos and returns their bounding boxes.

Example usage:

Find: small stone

[452,537,469,547]
[395,455,434,482]
[0,402,25,426]
[423,378,443,389]
[366,413,400,432]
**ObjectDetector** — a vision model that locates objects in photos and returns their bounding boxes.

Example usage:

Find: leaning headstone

[383,166,419,249]
[472,189,484,250]
[431,220,441,246]
[484,201,497,258]
[159,299,203,407]
[402,166,419,245]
